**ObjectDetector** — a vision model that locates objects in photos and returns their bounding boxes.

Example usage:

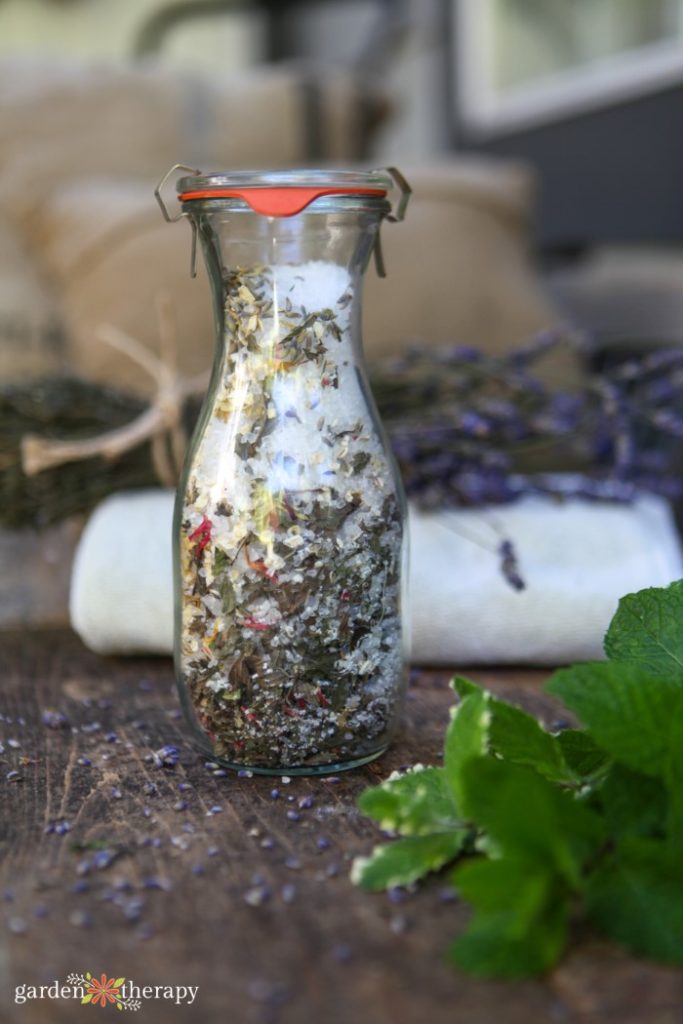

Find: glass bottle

[157,167,411,774]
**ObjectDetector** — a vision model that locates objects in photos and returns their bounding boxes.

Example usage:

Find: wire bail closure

[155,164,411,280]
[155,163,201,278]
[373,166,412,278]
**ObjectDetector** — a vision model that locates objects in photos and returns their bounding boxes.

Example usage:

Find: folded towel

[409,497,682,664]
[70,487,682,664]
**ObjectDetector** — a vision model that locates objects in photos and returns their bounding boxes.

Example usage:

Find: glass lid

[175,168,395,218]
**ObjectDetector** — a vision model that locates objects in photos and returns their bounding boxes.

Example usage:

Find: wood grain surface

[0,631,681,1024]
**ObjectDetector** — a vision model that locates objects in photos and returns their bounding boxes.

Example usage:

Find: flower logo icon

[81,973,125,1009]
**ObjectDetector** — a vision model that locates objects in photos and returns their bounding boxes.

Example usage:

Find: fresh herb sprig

[352,579,683,977]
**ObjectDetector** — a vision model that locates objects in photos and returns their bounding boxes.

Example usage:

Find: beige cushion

[31,177,214,392]
[0,213,64,382]
[0,54,389,392]
[0,55,382,232]
[364,159,569,373]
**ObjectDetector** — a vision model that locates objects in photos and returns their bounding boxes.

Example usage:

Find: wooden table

[1,631,681,1023]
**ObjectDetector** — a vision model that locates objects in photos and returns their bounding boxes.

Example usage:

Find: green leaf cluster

[352,580,683,977]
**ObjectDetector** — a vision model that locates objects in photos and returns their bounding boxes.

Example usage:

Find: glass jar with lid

[157,166,411,774]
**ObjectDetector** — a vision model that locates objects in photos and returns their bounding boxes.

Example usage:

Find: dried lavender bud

[93,849,116,870]
[281,884,297,904]
[498,540,525,592]
[147,745,180,768]
[68,909,92,929]
[142,877,172,892]
[243,885,271,907]
[42,710,69,729]
[123,898,144,920]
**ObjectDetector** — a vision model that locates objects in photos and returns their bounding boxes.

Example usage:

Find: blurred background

[3,0,683,380]
[1,0,682,647]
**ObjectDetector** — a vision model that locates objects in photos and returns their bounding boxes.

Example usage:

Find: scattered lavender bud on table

[281,884,297,904]
[42,710,69,729]
[244,885,271,907]
[68,909,93,929]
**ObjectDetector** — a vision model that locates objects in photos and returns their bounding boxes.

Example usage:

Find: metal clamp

[373,166,412,277]
[384,165,412,223]
[154,163,201,223]
[155,163,202,278]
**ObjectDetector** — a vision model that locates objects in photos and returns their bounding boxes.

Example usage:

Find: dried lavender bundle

[377,336,683,510]
[177,263,405,771]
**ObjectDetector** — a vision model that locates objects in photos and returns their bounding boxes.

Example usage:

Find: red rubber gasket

[178,186,386,217]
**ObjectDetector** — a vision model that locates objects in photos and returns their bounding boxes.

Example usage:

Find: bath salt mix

[177,260,405,771]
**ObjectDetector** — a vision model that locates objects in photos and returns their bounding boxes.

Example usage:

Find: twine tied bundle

[21,294,207,487]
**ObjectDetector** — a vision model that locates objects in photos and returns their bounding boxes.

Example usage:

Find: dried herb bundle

[377,333,683,507]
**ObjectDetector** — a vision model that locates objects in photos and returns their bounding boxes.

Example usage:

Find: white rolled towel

[70,487,683,664]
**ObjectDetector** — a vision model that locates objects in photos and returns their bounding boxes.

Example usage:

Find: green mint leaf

[598,763,668,840]
[604,581,683,683]
[453,676,572,783]
[585,837,683,964]
[351,831,468,891]
[547,662,683,778]
[357,766,461,837]
[664,713,683,846]
[487,699,569,783]
[556,728,609,780]
[451,676,480,699]
[458,757,603,886]
[451,857,569,977]
[444,688,490,808]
